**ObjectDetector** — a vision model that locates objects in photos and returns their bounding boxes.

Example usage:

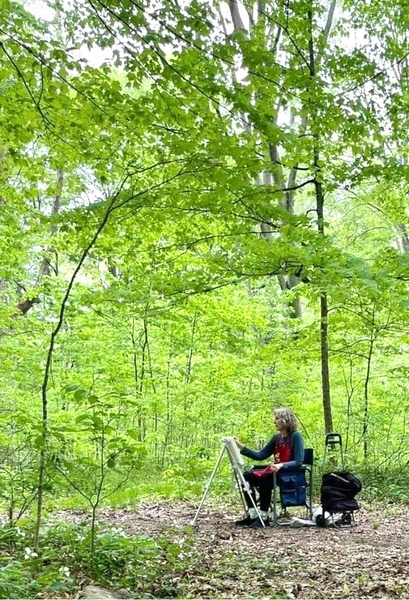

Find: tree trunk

[308,1,334,433]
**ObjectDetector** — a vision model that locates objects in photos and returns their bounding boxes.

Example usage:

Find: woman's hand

[271,463,283,472]
[234,437,244,450]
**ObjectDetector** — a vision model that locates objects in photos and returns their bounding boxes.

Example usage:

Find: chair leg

[272,473,278,526]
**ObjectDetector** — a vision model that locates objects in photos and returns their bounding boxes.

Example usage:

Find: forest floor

[60,499,409,599]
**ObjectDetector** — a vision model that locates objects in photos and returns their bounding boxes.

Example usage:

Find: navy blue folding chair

[272,448,314,525]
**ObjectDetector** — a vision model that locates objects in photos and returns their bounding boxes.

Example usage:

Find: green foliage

[358,468,409,504]
[0,520,200,598]
[0,561,41,599]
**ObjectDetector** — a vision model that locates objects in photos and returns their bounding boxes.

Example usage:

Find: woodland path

[61,500,409,599]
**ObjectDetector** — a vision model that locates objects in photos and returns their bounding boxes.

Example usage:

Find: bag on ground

[320,470,362,513]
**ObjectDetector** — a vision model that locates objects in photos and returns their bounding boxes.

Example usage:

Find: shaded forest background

[1,0,409,594]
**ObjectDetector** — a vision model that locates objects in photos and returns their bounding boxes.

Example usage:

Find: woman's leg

[257,473,275,512]
[236,472,274,527]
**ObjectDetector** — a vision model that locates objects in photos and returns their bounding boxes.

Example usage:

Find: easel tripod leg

[191,446,226,526]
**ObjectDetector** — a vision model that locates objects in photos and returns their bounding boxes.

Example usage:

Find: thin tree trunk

[320,293,333,433]
[181,314,197,449]
[308,1,334,433]
[161,356,172,468]
[18,169,63,315]
[33,176,132,551]
[362,320,375,459]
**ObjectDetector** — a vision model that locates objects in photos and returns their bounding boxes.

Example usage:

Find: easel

[191,437,265,527]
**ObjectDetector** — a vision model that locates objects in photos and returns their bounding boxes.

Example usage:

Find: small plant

[50,386,146,552]
[0,415,41,525]
[0,561,41,598]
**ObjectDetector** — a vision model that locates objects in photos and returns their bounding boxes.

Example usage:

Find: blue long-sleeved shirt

[240,431,304,469]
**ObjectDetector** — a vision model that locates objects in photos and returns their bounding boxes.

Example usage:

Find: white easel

[191,436,265,527]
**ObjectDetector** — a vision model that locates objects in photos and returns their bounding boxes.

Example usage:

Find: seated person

[234,407,304,528]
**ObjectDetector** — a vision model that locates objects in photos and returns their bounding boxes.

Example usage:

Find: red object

[252,465,274,478]
[273,435,292,463]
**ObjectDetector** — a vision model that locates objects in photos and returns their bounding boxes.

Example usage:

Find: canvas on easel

[221,436,244,467]
[191,436,265,527]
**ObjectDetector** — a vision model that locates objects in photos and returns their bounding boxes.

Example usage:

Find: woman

[234,407,304,528]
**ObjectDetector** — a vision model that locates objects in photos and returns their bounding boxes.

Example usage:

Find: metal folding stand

[322,432,344,470]
[271,472,279,526]
[191,437,266,527]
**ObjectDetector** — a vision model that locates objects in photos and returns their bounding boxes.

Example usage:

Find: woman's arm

[236,434,277,461]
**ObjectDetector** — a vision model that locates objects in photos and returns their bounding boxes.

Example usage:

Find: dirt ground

[59,499,409,599]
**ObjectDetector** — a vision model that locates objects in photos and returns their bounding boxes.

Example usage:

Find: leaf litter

[55,500,409,599]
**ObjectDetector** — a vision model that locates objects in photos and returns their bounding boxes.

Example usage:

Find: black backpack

[320,470,362,513]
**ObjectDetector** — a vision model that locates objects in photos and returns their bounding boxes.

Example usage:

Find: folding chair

[272,448,314,525]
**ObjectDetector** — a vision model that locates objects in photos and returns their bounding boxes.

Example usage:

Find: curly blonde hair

[274,408,298,434]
